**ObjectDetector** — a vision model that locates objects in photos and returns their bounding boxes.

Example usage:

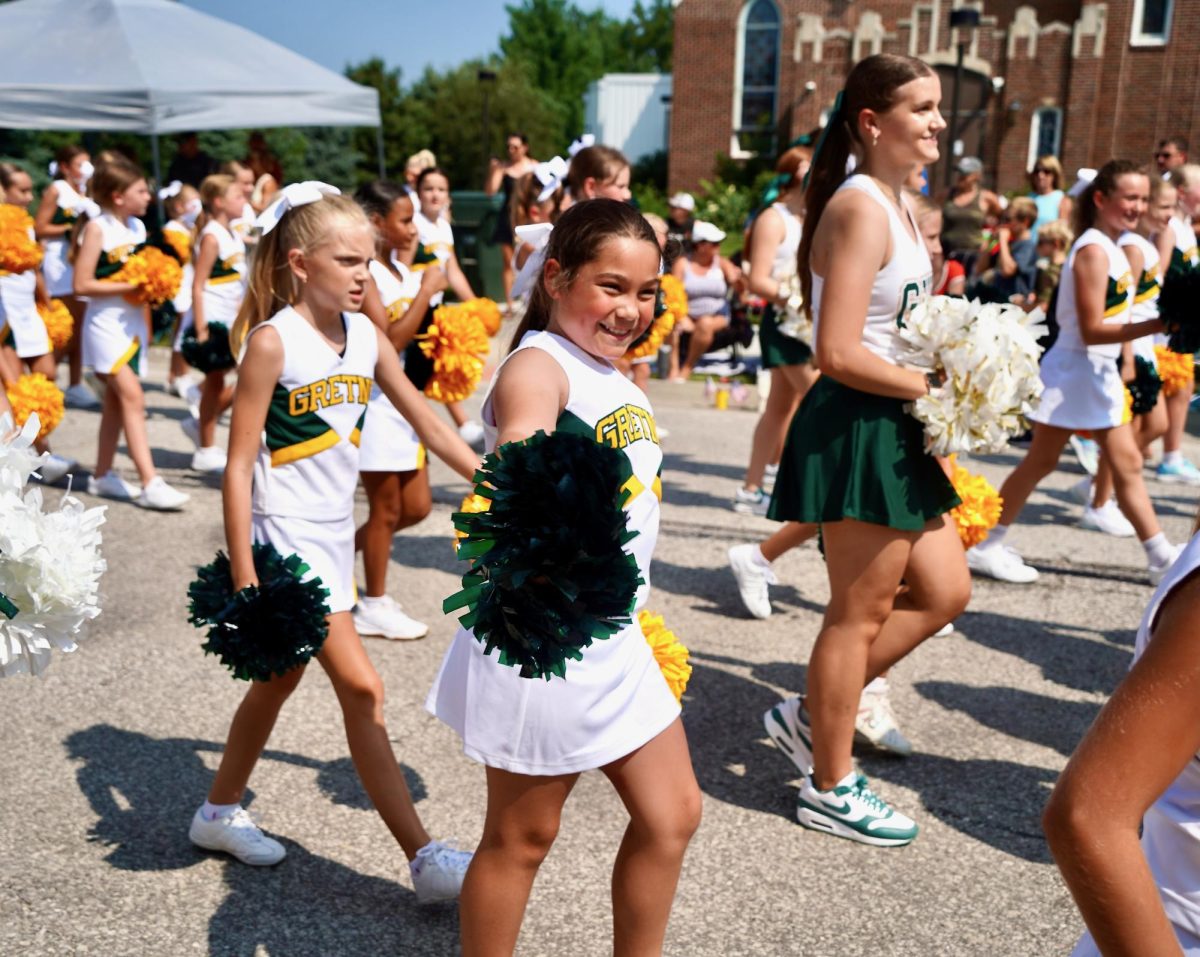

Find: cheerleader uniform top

[1054,228,1132,360]
[1168,216,1199,274]
[162,219,194,315]
[368,256,420,330]
[769,201,802,280]
[1120,231,1162,364]
[85,212,146,324]
[196,221,246,324]
[1130,531,1200,941]
[811,175,931,366]
[413,209,453,306]
[0,219,47,357]
[42,179,92,286]
[249,306,378,522]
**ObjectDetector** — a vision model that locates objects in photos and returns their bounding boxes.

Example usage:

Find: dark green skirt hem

[759,306,813,369]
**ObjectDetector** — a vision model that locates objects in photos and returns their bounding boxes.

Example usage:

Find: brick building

[668,1,1198,194]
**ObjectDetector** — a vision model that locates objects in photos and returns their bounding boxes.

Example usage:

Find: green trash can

[449,190,505,301]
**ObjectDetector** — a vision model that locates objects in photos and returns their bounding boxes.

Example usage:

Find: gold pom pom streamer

[160,228,192,264]
[111,246,183,307]
[37,299,73,351]
[417,302,491,403]
[5,373,64,442]
[660,273,687,325]
[1121,385,1134,426]
[452,492,492,553]
[0,206,43,274]
[947,456,1003,550]
[1154,345,1195,397]
[638,610,691,703]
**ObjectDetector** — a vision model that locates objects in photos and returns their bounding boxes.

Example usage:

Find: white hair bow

[1067,168,1098,199]
[47,161,59,178]
[158,180,183,200]
[255,181,342,235]
[78,160,94,184]
[568,134,595,158]
[533,156,568,202]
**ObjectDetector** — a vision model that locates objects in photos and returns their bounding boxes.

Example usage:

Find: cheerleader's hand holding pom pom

[444,430,645,681]
[1158,263,1200,356]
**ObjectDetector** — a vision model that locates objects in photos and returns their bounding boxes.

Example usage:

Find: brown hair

[1030,155,1065,191]
[797,53,935,314]
[1072,159,1147,236]
[232,194,370,356]
[507,198,658,353]
[54,144,88,171]
[776,145,813,189]
[510,171,565,230]
[195,173,236,234]
[564,145,629,198]
[1007,196,1038,226]
[68,158,145,263]
[0,162,28,193]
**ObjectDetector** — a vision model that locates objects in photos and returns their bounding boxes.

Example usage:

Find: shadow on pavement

[914,681,1101,757]
[651,557,823,620]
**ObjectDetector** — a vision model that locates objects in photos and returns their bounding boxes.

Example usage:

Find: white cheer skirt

[1030,345,1125,431]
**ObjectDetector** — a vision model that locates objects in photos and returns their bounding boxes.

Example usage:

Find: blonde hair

[1007,196,1038,225]
[1168,163,1200,192]
[1038,219,1073,249]
[406,149,437,175]
[232,193,370,355]
[1030,155,1065,191]
[69,158,144,264]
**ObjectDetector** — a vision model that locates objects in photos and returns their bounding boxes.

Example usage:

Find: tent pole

[375,126,385,177]
[150,131,165,225]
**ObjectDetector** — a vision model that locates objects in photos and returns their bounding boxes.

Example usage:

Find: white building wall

[583,73,672,163]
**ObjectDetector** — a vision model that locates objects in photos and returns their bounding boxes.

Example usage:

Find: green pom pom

[444,430,644,680]
[1159,263,1200,355]
[180,322,236,373]
[1128,354,1163,415]
[0,591,16,620]
[187,543,330,682]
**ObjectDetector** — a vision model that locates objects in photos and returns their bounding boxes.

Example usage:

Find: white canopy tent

[0,0,383,196]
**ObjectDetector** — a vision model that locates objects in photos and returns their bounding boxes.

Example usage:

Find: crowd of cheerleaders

[3,55,1200,954]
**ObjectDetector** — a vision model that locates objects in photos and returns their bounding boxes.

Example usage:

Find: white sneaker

[409,840,472,904]
[855,689,913,756]
[87,470,140,501]
[1069,435,1099,476]
[1149,544,1185,586]
[353,595,429,640]
[37,453,76,484]
[180,416,201,447]
[138,476,189,510]
[185,384,203,420]
[966,542,1039,583]
[932,622,955,638]
[169,375,198,400]
[728,544,776,619]
[732,486,770,516]
[1067,476,1093,506]
[189,806,286,866]
[65,382,101,409]
[458,420,485,450]
[1080,500,1135,538]
[795,771,918,846]
[191,445,227,474]
[762,695,814,777]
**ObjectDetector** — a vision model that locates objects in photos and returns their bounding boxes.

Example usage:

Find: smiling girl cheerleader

[351,179,449,640]
[34,144,96,408]
[189,183,480,901]
[427,198,701,955]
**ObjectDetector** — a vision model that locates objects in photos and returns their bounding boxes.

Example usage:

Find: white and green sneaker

[795,771,918,847]
[763,696,813,776]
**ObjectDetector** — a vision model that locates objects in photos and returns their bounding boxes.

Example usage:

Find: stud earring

[872,130,880,147]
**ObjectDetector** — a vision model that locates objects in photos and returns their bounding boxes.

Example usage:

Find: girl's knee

[492,814,562,867]
[636,784,702,851]
[336,669,385,715]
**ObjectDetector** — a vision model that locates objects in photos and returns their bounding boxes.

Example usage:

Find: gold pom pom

[947,456,1003,549]
[112,246,183,306]
[1122,385,1134,425]
[625,275,681,363]
[0,206,44,274]
[638,610,691,703]
[453,492,492,553]
[5,372,65,441]
[660,273,688,325]
[37,298,74,351]
[160,228,192,264]
[1154,345,1194,397]
[417,301,491,403]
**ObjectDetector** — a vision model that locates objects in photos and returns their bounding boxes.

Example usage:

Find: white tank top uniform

[1070,531,1200,957]
[248,306,378,614]
[162,218,194,321]
[426,330,679,775]
[413,209,454,307]
[41,179,91,297]
[1031,228,1132,431]
[82,212,148,376]
[358,256,425,472]
[0,220,51,359]
[770,201,802,279]
[1121,231,1162,367]
[174,220,245,351]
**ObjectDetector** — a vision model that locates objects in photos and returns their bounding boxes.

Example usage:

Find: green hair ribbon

[802,89,845,191]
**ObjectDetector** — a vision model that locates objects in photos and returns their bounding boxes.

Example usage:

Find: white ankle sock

[1164,450,1183,467]
[982,525,1009,549]
[202,801,239,822]
[863,676,888,694]
[750,545,772,568]
[1142,532,1173,566]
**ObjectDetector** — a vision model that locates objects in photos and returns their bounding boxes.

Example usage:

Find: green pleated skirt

[759,305,813,368]
[767,376,960,531]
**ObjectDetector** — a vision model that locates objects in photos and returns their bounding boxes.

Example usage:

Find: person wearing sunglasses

[1027,154,1071,243]
[1154,136,1189,178]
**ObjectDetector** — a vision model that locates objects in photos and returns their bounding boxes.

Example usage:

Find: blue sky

[181,0,639,80]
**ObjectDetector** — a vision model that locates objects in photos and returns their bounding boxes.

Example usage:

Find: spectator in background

[1034,219,1072,311]
[1027,154,1071,241]
[404,150,437,198]
[667,220,744,381]
[666,192,695,256]
[485,132,538,311]
[244,132,281,214]
[940,156,1001,273]
[1155,136,1188,178]
[166,133,216,188]
[972,197,1039,305]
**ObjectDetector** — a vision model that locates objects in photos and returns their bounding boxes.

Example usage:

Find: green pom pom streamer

[1128,354,1163,415]
[444,430,644,681]
[180,321,236,373]
[1159,262,1200,356]
[187,543,331,682]
[0,591,17,620]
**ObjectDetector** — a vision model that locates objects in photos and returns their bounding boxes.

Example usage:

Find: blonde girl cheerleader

[0,163,75,481]
[351,179,449,640]
[968,161,1181,586]
[189,183,480,900]
[734,146,818,516]
[33,144,96,408]
[412,166,484,447]
[1045,508,1200,956]
[160,181,202,402]
[71,160,190,509]
[181,174,247,474]
[427,199,701,955]
[760,54,969,846]
[1154,164,1200,485]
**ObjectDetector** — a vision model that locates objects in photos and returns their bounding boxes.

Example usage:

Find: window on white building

[732,0,780,156]
[1130,0,1173,45]
[1027,107,1063,172]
